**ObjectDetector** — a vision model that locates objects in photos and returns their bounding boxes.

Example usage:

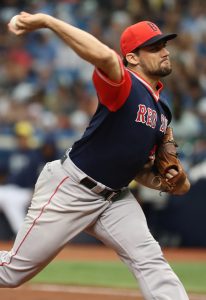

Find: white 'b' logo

[147,22,158,31]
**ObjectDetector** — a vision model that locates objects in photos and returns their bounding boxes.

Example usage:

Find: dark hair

[122,57,128,66]
[132,47,140,54]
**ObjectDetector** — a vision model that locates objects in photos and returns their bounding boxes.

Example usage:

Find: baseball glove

[153,127,187,193]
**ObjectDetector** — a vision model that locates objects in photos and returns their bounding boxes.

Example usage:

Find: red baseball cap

[120,21,177,56]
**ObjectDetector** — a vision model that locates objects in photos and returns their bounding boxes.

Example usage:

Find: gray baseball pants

[0,156,189,299]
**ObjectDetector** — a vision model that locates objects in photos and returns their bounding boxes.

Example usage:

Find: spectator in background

[0,122,61,236]
[0,121,38,235]
[37,134,60,174]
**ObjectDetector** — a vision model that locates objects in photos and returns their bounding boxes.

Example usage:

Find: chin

[150,68,172,77]
[159,66,172,77]
[161,69,172,77]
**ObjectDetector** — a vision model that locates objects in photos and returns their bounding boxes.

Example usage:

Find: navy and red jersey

[70,55,172,190]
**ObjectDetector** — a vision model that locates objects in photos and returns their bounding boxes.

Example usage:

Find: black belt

[60,151,121,201]
[80,177,121,201]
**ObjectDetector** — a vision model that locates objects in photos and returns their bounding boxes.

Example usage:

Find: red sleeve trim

[92,54,132,112]
[95,66,125,87]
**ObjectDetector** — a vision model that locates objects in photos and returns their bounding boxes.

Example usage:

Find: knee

[5,282,20,288]
[141,240,166,265]
[0,275,27,288]
[129,238,165,269]
[3,278,26,288]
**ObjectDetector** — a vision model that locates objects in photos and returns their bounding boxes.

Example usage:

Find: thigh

[13,160,108,259]
[87,189,155,258]
[2,160,109,278]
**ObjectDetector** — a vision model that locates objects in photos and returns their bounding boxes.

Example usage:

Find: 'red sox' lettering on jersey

[146,107,157,128]
[135,104,147,123]
[135,104,167,131]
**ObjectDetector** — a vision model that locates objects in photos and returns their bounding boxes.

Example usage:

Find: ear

[125,53,139,66]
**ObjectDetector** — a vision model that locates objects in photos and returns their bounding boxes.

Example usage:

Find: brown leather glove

[154,127,187,193]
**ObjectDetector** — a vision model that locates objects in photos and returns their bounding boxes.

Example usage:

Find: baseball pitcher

[0,12,190,300]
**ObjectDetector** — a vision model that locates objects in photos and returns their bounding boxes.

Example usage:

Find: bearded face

[138,56,172,77]
[131,40,173,78]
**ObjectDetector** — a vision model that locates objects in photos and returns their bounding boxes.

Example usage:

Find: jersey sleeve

[92,53,132,112]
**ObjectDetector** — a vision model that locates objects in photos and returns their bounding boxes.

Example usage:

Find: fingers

[8,14,26,35]
[8,13,35,35]
[20,11,31,16]
[7,23,25,35]
[8,24,27,35]
[165,168,178,180]
[143,154,155,169]
[8,12,48,36]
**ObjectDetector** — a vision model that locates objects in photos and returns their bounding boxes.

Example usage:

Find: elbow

[94,47,117,69]
[99,46,114,61]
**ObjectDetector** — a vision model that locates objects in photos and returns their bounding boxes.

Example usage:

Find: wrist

[42,14,54,28]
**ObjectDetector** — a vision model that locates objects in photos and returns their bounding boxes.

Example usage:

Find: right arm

[8,12,122,83]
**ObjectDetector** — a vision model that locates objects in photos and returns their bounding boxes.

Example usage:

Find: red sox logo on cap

[147,22,159,32]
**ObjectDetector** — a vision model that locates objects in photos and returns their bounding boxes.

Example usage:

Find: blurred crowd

[0,0,206,240]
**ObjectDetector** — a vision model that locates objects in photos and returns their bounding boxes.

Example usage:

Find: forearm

[135,170,162,191]
[45,15,112,67]
[10,12,121,81]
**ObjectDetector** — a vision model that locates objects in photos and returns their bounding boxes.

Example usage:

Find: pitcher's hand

[8,12,50,35]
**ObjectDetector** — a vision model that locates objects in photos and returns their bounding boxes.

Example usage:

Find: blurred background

[0,0,206,247]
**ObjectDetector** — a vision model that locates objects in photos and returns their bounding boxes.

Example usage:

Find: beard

[139,60,172,77]
[148,66,172,77]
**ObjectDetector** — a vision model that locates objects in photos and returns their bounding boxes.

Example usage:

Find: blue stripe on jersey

[70,72,172,189]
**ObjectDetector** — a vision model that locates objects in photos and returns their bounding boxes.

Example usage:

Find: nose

[162,47,170,56]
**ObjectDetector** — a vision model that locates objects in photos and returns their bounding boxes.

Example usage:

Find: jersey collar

[127,69,163,102]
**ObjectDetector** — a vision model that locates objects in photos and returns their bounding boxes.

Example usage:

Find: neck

[128,66,159,90]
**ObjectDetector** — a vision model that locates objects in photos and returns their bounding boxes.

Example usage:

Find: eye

[150,46,160,52]
[147,42,167,52]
